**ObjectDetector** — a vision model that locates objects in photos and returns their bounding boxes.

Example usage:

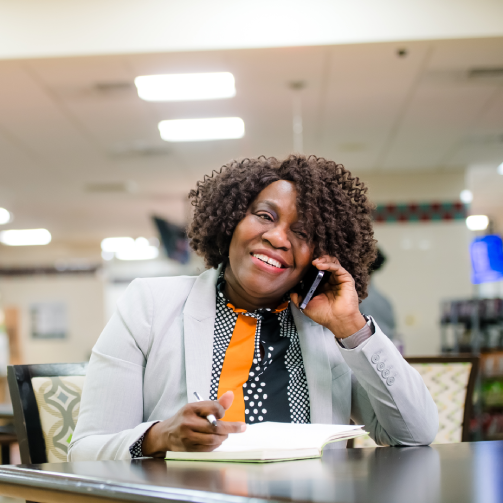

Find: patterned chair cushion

[31,376,85,462]
[353,362,472,448]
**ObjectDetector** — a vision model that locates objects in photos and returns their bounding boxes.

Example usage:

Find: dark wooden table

[0,441,502,503]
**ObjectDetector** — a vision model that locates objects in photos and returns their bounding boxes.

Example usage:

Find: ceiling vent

[463,133,503,145]
[85,181,137,193]
[93,81,133,92]
[424,68,503,85]
[468,68,503,80]
[53,81,135,100]
[109,141,171,158]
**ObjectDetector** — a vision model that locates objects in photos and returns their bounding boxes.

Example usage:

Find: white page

[214,422,364,453]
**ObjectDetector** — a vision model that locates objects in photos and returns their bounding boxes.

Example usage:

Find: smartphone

[297,266,331,311]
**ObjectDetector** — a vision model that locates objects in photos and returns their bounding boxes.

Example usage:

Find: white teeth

[253,253,283,268]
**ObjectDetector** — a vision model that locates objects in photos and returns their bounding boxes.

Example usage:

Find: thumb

[218,390,234,411]
[290,292,301,308]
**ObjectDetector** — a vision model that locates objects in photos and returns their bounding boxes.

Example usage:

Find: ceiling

[0,37,502,246]
[3,0,503,60]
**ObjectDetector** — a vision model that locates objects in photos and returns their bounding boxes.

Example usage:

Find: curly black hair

[188,155,376,299]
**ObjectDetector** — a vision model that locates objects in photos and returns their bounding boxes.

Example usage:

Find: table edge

[0,465,275,503]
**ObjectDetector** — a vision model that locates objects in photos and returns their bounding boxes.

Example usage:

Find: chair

[350,355,479,448]
[7,363,87,464]
[0,424,17,464]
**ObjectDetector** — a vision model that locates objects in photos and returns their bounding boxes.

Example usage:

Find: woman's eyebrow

[257,200,279,210]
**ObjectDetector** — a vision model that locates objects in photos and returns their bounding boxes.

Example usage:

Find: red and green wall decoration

[373,202,467,223]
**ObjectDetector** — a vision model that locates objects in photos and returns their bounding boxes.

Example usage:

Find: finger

[190,400,227,421]
[313,256,341,269]
[217,390,234,410]
[313,259,352,279]
[186,415,246,435]
[289,292,300,308]
[214,421,246,435]
[186,431,227,447]
[313,255,335,264]
[186,442,225,453]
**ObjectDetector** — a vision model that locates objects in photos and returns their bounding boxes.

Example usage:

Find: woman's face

[226,180,315,307]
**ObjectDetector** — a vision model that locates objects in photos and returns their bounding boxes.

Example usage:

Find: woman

[69,155,438,460]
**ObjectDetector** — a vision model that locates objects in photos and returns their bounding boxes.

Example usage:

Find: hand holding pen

[141,390,246,457]
[193,391,218,426]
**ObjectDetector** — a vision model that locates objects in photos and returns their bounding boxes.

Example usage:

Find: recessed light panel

[101,236,159,261]
[135,72,235,102]
[460,190,473,204]
[0,229,51,246]
[159,117,245,142]
[466,215,489,231]
[101,237,135,252]
[0,208,12,225]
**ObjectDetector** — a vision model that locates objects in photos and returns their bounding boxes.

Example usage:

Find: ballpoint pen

[193,391,218,426]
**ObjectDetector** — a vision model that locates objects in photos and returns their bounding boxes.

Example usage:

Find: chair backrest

[351,355,479,448]
[7,363,88,464]
[407,356,478,443]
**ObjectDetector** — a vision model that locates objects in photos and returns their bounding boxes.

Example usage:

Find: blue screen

[470,235,503,284]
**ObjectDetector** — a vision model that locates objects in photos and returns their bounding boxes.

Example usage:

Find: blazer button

[386,376,395,386]
[382,368,390,378]
[377,362,385,371]
[371,354,380,364]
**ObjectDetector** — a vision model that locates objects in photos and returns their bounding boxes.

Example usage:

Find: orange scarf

[217,301,288,422]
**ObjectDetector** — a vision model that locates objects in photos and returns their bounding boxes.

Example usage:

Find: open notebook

[164,422,367,462]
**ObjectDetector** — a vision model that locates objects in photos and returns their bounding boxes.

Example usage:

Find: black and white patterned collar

[216,270,290,317]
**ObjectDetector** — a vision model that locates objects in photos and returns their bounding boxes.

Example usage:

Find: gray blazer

[69,268,438,461]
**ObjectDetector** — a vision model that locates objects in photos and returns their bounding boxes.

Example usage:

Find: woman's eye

[296,230,308,239]
[257,213,273,222]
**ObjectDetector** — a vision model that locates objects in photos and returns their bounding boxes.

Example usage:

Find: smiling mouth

[252,253,285,269]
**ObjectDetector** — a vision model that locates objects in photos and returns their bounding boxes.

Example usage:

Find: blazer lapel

[183,267,220,403]
[291,304,333,424]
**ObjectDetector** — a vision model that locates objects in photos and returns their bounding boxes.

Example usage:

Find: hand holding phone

[292,256,365,340]
[297,266,331,311]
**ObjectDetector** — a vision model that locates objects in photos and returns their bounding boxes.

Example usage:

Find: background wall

[0,242,205,365]
[0,274,104,364]
[372,222,472,355]
[0,169,472,362]
[361,170,472,355]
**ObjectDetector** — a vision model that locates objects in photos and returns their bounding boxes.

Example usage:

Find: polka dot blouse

[209,275,310,424]
[129,274,310,458]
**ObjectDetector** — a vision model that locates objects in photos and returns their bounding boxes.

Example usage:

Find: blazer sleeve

[339,321,438,446]
[68,279,159,461]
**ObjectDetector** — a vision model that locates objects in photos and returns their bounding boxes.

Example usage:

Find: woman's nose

[262,225,290,250]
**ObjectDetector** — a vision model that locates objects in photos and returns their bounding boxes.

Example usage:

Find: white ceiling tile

[1,39,502,244]
[381,78,497,169]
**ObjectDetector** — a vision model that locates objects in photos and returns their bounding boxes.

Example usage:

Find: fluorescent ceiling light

[101,237,134,252]
[116,238,159,261]
[135,72,235,102]
[498,162,503,175]
[460,190,473,204]
[0,228,51,246]
[0,208,12,225]
[466,215,489,231]
[102,236,159,261]
[159,117,245,142]
[116,247,159,261]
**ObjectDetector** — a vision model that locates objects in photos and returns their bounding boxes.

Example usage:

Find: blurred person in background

[69,155,437,461]
[359,248,397,341]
